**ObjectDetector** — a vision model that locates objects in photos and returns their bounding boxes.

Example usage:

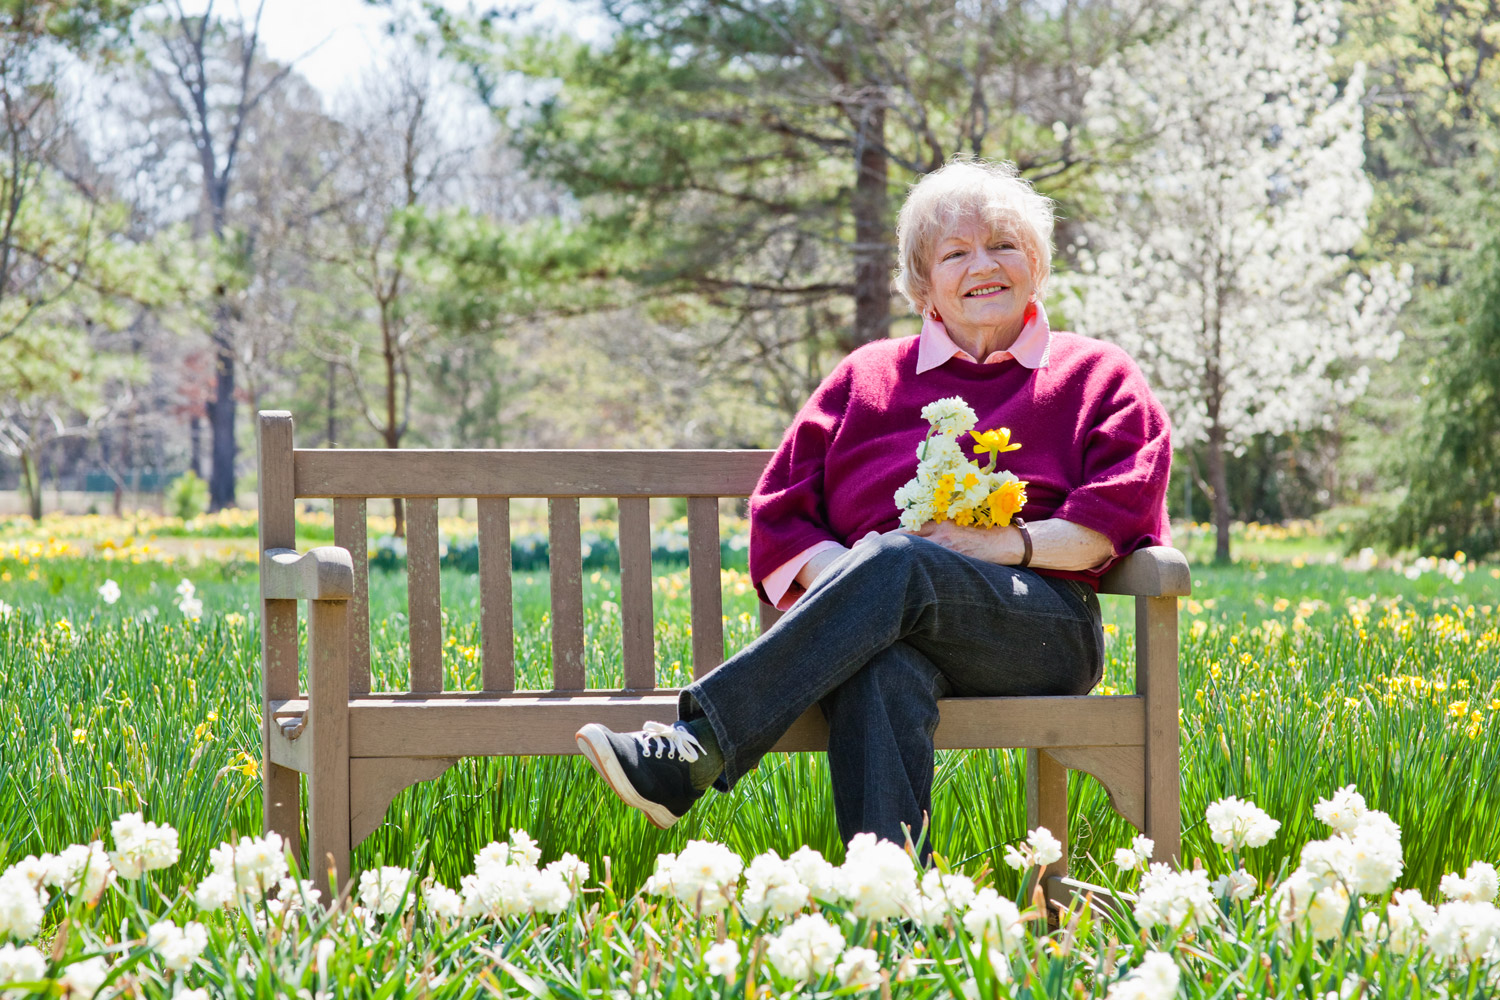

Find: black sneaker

[575,720,706,829]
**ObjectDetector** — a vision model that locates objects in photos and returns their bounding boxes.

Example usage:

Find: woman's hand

[910,518,1114,571]
[909,520,1023,564]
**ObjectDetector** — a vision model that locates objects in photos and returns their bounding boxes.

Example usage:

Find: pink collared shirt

[760,301,1053,610]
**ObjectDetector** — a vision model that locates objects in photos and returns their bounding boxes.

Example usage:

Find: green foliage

[1374,230,1500,557]
[5,528,1500,904]
[164,471,210,520]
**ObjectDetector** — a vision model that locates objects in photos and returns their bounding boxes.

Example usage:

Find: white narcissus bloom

[1133,864,1217,931]
[961,888,1025,951]
[1113,834,1155,872]
[1210,868,1258,901]
[178,990,209,1000]
[835,946,882,990]
[1440,861,1499,903]
[507,830,542,868]
[423,883,463,920]
[740,851,810,923]
[787,846,840,902]
[1105,950,1180,1000]
[837,834,917,920]
[193,872,236,911]
[1382,889,1437,954]
[359,866,414,916]
[1273,868,1349,938]
[543,853,589,886]
[0,869,46,941]
[44,842,115,901]
[910,869,977,926]
[98,579,121,605]
[1204,796,1281,850]
[765,912,846,981]
[1314,785,1367,833]
[108,812,181,880]
[920,397,978,437]
[0,944,47,988]
[704,940,740,978]
[1426,900,1500,964]
[207,832,288,901]
[147,920,209,971]
[59,955,110,998]
[179,596,204,619]
[1004,826,1064,870]
[648,840,742,915]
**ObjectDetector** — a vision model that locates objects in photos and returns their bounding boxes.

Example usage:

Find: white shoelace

[635,720,704,762]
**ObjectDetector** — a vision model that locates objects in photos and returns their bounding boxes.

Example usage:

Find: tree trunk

[208,323,237,511]
[190,414,203,479]
[326,359,337,447]
[848,94,890,351]
[1207,423,1232,563]
[20,449,42,520]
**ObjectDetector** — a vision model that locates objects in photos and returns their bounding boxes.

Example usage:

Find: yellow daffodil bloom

[970,428,1021,470]
[984,480,1027,526]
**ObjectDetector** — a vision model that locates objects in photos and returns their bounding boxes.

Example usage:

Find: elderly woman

[576,158,1171,854]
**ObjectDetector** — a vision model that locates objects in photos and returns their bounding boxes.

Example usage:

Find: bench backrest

[260,411,784,695]
[258,410,1165,699]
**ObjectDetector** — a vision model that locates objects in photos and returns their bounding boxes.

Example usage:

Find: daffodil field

[5,512,1500,997]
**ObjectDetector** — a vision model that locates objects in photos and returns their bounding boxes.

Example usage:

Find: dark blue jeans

[678,532,1104,853]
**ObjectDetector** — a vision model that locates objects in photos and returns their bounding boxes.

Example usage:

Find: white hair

[892,158,1056,314]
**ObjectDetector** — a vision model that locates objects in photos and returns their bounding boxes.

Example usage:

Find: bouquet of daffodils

[894,396,1027,532]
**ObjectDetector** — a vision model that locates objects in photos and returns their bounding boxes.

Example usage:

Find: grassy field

[4,511,1499,910]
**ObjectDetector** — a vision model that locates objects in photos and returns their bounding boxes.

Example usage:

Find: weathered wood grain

[334,498,372,695]
[342,694,1146,758]
[687,497,724,678]
[477,498,515,693]
[257,411,301,861]
[405,498,444,693]
[295,449,773,498]
[617,497,655,690]
[548,498,585,690]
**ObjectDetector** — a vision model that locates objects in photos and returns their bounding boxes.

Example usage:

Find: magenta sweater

[748,332,1172,600]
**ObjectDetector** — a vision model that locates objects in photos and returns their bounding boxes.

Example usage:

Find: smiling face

[925,217,1037,354]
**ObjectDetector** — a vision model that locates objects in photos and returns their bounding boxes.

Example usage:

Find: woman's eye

[943,250,964,260]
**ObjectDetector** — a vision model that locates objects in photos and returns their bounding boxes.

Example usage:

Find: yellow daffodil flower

[970,428,1021,470]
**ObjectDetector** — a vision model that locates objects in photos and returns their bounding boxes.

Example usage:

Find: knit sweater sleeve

[1049,350,1173,567]
[748,361,854,603]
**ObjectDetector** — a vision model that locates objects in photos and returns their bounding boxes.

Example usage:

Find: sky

[175,0,486,102]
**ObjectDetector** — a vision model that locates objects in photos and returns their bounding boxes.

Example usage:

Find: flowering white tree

[1061,0,1411,561]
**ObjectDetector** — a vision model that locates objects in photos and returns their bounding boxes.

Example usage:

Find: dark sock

[680,717,724,791]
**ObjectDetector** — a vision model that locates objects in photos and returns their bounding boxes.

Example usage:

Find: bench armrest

[1097,546,1191,597]
[261,546,355,601]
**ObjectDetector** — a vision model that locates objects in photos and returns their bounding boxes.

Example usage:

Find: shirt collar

[914,299,1052,374]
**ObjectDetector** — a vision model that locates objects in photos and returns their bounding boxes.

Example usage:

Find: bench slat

[478,498,514,693]
[295,449,773,499]
[687,497,724,679]
[549,498,586,690]
[339,693,1146,757]
[406,498,444,693]
[334,497,372,694]
[618,497,655,690]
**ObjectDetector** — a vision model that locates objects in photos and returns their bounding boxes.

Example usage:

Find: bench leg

[1137,595,1181,868]
[307,599,351,895]
[1026,749,1068,908]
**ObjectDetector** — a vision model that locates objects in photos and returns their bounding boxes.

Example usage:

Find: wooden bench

[256,409,1191,901]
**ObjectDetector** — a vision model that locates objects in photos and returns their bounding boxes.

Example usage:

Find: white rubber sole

[575,724,680,830]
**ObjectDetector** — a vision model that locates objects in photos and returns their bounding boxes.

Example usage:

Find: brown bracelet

[1014,517,1033,568]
